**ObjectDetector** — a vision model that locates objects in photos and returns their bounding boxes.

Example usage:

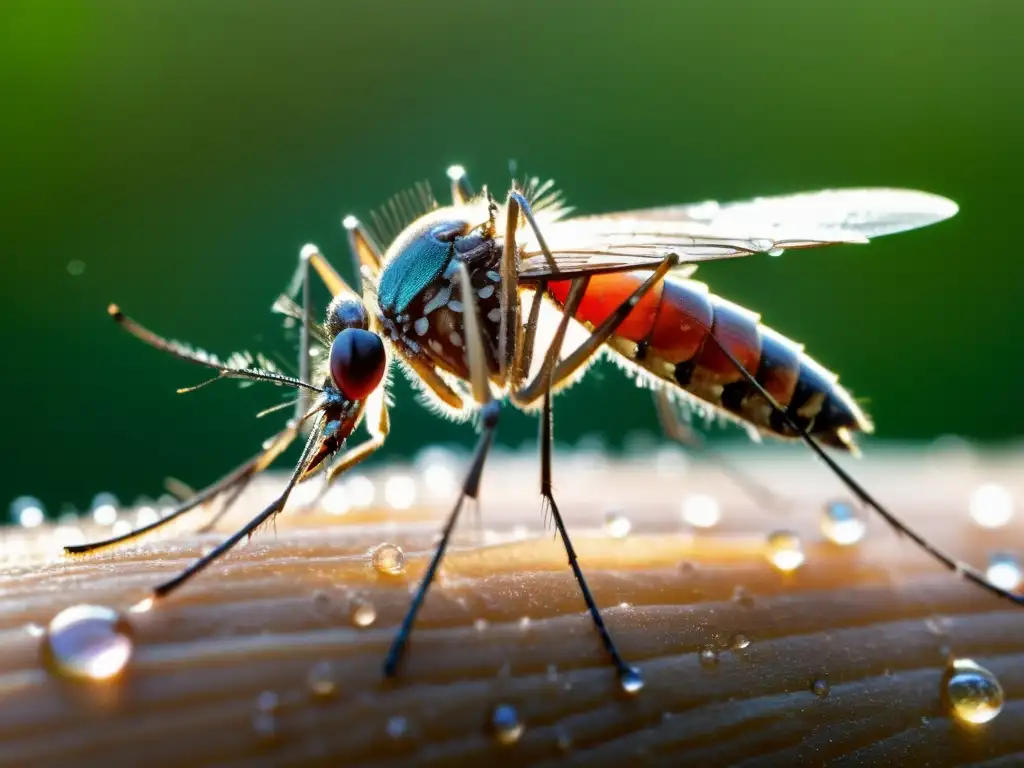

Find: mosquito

[70,164,1021,687]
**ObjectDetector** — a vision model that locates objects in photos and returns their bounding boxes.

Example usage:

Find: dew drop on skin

[820,500,866,545]
[490,704,524,745]
[369,543,406,576]
[41,605,134,682]
[619,666,645,695]
[604,510,632,539]
[766,530,805,572]
[985,552,1022,591]
[944,659,1004,725]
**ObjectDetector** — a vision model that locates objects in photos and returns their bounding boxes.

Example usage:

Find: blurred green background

[3,0,1022,513]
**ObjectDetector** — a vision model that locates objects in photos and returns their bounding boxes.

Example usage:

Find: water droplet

[490,704,524,745]
[252,692,279,741]
[129,597,154,614]
[699,646,719,667]
[619,666,645,694]
[25,623,44,637]
[384,475,417,509]
[731,634,750,650]
[767,247,786,257]
[969,483,1014,529]
[369,543,406,576]
[766,530,805,572]
[518,616,532,631]
[11,496,45,528]
[681,493,721,529]
[811,678,830,697]
[473,618,489,631]
[307,661,338,699]
[90,493,119,526]
[945,659,1003,724]
[986,552,1022,591]
[351,599,377,628]
[604,510,632,539]
[821,500,866,545]
[386,715,408,740]
[41,605,134,681]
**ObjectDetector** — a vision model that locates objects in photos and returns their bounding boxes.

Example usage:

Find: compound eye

[329,328,386,401]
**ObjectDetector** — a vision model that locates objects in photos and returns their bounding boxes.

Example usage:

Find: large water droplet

[945,658,1003,724]
[604,510,632,539]
[821,500,866,545]
[986,552,1022,591]
[10,495,45,528]
[811,678,830,697]
[618,666,645,695]
[731,634,750,650]
[681,493,721,529]
[307,661,339,699]
[369,543,406,576]
[490,704,524,745]
[41,605,134,681]
[351,599,377,628]
[766,530,805,572]
[969,483,1014,529]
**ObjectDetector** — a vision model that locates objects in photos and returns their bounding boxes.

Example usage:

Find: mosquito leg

[539,386,635,680]
[66,423,300,555]
[151,415,326,599]
[383,261,500,677]
[707,335,1024,607]
[341,217,384,292]
[652,389,782,510]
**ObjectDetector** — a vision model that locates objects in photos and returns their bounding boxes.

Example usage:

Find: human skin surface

[1,447,1022,766]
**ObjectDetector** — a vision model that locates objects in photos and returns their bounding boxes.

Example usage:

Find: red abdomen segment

[547,272,872,449]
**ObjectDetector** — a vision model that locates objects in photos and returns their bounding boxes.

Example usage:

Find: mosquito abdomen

[548,272,872,450]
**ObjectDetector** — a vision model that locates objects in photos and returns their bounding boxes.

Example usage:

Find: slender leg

[341,217,384,292]
[152,414,327,598]
[706,334,1024,608]
[383,260,501,677]
[652,389,782,510]
[538,387,635,680]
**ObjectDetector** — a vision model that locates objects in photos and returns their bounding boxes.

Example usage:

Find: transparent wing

[519,188,958,280]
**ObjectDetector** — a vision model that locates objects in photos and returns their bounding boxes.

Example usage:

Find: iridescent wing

[518,188,958,280]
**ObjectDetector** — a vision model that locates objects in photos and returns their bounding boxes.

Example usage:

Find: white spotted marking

[424,284,452,315]
[448,300,464,313]
[450,331,463,347]
[414,317,429,336]
[478,285,495,300]
[429,340,444,354]
[487,308,501,323]
[486,271,501,282]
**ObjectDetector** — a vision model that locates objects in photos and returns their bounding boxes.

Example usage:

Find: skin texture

[0,446,1022,767]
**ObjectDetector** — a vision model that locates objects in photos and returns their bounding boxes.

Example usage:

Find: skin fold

[0,447,1021,767]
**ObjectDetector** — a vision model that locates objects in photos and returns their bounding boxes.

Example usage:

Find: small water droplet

[384,475,417,509]
[351,599,377,628]
[10,496,45,528]
[945,658,1003,724]
[517,616,532,631]
[41,605,134,681]
[604,510,632,539]
[767,247,786,257]
[619,666,645,694]
[386,715,408,740]
[730,634,750,650]
[129,597,154,614]
[307,661,338,699]
[699,646,719,667]
[369,543,406,576]
[811,678,830,697]
[986,552,1022,591]
[473,618,488,631]
[969,483,1014,529]
[490,704,524,745]
[681,493,721,529]
[25,623,44,637]
[821,500,866,545]
[252,691,279,741]
[766,530,805,572]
